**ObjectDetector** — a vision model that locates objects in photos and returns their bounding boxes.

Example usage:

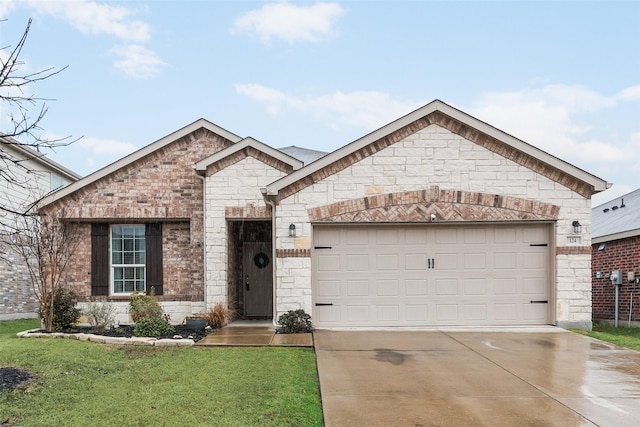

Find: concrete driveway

[314,328,640,426]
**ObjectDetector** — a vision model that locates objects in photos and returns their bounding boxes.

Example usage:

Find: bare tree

[0,18,73,221]
[8,210,80,332]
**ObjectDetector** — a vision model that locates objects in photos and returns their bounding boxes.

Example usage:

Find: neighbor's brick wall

[40,128,234,311]
[0,239,38,320]
[592,235,640,323]
[276,124,593,326]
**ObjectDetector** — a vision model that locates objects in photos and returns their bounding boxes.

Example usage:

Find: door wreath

[253,252,270,269]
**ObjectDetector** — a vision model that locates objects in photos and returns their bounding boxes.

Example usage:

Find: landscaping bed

[32,324,211,342]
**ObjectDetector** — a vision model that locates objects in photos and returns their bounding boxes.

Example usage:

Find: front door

[243,242,273,318]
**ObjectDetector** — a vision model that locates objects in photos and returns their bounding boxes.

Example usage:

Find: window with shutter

[90,223,163,296]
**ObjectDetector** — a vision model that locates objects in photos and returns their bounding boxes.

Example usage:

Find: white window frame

[110,224,146,295]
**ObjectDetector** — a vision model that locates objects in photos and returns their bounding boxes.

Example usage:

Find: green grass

[0,319,323,426]
[581,324,640,352]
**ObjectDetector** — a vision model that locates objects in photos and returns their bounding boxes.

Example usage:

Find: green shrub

[133,316,175,337]
[49,288,81,331]
[84,298,117,330]
[278,309,313,334]
[129,292,163,322]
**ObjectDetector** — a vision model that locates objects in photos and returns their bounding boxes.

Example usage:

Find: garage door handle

[315,303,333,306]
[530,300,548,304]
[427,258,435,269]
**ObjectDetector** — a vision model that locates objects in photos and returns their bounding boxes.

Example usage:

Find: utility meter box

[610,270,623,285]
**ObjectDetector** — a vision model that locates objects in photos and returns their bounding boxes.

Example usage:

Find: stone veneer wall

[203,155,289,309]
[39,128,234,320]
[275,124,593,329]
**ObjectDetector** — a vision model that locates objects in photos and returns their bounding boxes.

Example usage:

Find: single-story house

[38,100,609,330]
[591,188,640,326]
[0,137,80,321]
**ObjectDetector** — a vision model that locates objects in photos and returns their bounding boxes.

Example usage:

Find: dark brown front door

[243,242,273,317]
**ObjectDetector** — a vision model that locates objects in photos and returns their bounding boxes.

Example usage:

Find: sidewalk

[196,326,313,347]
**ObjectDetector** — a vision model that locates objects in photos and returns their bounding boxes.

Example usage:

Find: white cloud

[468,84,638,164]
[616,85,640,101]
[78,136,137,156]
[0,0,17,18]
[16,0,164,78]
[235,83,422,130]
[231,2,346,44]
[26,0,150,42]
[110,44,167,79]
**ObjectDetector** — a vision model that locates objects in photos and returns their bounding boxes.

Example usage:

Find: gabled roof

[261,99,610,199]
[38,118,242,208]
[194,137,303,172]
[0,136,80,181]
[592,188,640,243]
[277,146,327,165]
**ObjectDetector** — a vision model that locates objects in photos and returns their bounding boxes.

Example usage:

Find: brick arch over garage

[308,186,560,222]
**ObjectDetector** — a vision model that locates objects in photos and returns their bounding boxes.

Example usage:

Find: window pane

[111,225,146,294]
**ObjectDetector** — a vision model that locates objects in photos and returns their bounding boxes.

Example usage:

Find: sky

[0,0,638,207]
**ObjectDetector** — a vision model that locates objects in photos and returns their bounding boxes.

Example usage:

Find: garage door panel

[436,278,458,296]
[464,304,487,321]
[377,279,399,296]
[345,280,369,296]
[313,224,551,327]
[464,279,487,296]
[317,280,341,297]
[495,278,517,295]
[406,279,428,296]
[495,252,517,269]
[376,254,399,270]
[406,304,428,321]
[377,305,399,321]
[464,253,487,269]
[317,254,341,271]
[347,254,369,271]
[436,304,458,321]
[347,305,369,322]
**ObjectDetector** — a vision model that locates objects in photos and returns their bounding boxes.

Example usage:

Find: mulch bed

[0,367,31,391]
[35,324,212,342]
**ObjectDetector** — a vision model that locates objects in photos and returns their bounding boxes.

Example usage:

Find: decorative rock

[173,335,183,339]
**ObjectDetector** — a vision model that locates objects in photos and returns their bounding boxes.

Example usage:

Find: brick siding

[592,235,640,322]
[40,127,235,305]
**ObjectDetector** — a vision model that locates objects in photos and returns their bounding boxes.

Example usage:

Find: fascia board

[265,99,609,196]
[592,228,640,244]
[1,136,81,181]
[37,118,243,208]
[194,137,303,172]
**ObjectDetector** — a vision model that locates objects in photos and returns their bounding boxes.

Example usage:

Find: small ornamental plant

[278,309,313,334]
[129,292,174,337]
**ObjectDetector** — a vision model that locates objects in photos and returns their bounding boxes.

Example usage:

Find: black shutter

[146,223,163,295]
[91,223,109,296]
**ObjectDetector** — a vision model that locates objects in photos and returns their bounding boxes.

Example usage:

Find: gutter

[261,187,279,328]
[194,167,207,315]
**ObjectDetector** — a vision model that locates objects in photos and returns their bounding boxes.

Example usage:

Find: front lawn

[584,323,640,352]
[0,319,323,426]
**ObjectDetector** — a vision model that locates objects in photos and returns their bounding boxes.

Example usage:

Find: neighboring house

[592,188,640,326]
[0,137,80,320]
[37,100,609,330]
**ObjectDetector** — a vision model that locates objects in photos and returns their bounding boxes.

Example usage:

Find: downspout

[194,168,207,316]
[262,189,278,328]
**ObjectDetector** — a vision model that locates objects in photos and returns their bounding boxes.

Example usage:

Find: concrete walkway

[314,329,640,426]
[196,326,313,347]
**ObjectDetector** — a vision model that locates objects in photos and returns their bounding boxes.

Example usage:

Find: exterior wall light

[572,220,582,234]
[289,224,296,237]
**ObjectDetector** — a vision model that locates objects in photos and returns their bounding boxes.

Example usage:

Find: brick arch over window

[307,186,560,222]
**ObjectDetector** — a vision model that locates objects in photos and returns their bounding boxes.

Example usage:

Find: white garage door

[312,224,551,328]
